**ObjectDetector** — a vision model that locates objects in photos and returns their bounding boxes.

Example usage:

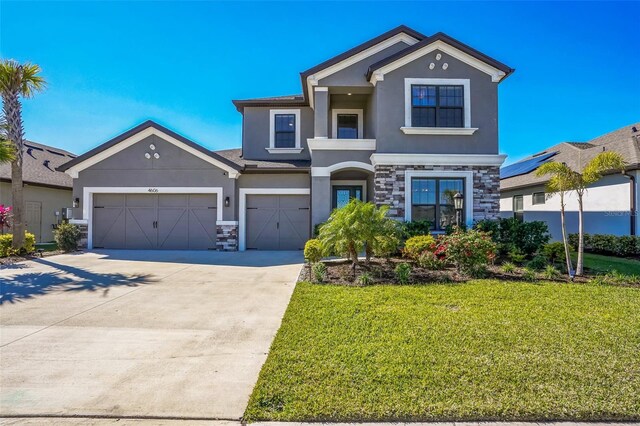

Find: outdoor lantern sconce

[225,196,230,207]
[73,197,80,208]
[453,192,464,227]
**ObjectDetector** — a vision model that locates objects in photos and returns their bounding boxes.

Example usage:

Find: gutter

[623,170,637,236]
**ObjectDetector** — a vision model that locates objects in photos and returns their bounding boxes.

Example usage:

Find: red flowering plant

[0,205,12,234]
[440,229,497,277]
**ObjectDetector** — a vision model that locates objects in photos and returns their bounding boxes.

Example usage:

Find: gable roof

[0,141,75,189]
[366,32,514,83]
[500,123,640,191]
[214,148,310,170]
[57,120,241,177]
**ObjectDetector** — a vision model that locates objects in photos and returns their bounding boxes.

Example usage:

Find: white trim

[307,32,419,107]
[65,127,239,179]
[269,109,301,152]
[369,40,507,85]
[404,170,474,228]
[331,109,364,139]
[404,78,471,129]
[265,147,304,154]
[314,86,329,92]
[239,188,310,251]
[400,127,478,135]
[83,186,223,250]
[68,219,88,225]
[216,220,238,226]
[370,153,507,167]
[311,161,375,177]
[307,138,376,152]
[331,180,367,203]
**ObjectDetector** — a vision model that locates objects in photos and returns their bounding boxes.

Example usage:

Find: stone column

[216,223,238,251]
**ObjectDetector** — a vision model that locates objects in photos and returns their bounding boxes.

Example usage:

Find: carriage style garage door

[92,193,217,249]
[245,194,309,250]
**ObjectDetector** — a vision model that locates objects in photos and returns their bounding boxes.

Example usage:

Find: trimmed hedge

[0,232,36,257]
[569,233,640,257]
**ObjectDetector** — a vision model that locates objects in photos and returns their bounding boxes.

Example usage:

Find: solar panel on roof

[500,151,558,180]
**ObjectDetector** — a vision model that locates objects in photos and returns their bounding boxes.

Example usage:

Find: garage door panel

[245,194,309,250]
[94,194,125,208]
[189,208,217,249]
[247,195,278,209]
[93,207,125,249]
[158,194,189,207]
[126,194,156,207]
[246,207,278,250]
[157,208,189,250]
[279,208,309,250]
[125,208,156,249]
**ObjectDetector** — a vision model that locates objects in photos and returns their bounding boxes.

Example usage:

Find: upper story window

[268,109,302,153]
[332,109,364,139]
[402,78,476,135]
[411,85,463,128]
[274,114,296,148]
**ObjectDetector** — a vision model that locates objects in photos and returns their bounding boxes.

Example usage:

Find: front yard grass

[245,280,640,422]
[580,252,640,275]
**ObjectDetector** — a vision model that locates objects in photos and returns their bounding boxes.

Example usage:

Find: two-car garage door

[92,193,217,249]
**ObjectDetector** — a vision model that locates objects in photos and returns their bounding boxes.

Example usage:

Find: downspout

[622,171,636,236]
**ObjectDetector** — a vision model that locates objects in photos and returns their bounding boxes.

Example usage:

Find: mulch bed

[0,250,67,267]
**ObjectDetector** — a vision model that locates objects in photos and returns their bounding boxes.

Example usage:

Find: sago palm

[535,161,577,278]
[0,59,46,249]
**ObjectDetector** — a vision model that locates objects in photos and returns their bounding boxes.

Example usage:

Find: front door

[332,186,363,209]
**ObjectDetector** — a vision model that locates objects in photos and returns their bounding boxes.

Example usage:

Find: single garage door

[246,194,309,250]
[92,193,217,249]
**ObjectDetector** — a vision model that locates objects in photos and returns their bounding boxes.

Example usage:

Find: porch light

[73,198,80,208]
[453,192,464,227]
[225,196,230,207]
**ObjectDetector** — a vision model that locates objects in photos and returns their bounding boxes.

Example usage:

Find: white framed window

[267,109,303,153]
[402,78,477,135]
[331,109,364,139]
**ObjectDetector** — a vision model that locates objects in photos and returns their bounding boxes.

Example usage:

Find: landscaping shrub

[522,267,537,282]
[417,250,446,270]
[501,262,516,274]
[313,222,326,238]
[507,248,527,265]
[372,233,400,260]
[542,264,559,280]
[0,204,12,233]
[312,262,327,283]
[588,270,640,286]
[570,233,640,257]
[441,229,497,277]
[542,242,567,264]
[318,199,399,265]
[394,262,411,284]
[526,254,548,271]
[304,239,323,264]
[400,220,432,239]
[403,235,435,260]
[356,272,373,286]
[475,218,550,257]
[54,223,81,252]
[0,232,35,257]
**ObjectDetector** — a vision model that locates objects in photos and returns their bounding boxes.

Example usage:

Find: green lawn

[245,281,640,422]
[580,252,640,275]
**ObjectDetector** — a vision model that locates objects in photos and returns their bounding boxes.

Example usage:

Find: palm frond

[0,139,15,163]
[582,151,626,184]
[0,59,46,98]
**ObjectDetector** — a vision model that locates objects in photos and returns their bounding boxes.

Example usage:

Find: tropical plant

[312,262,327,283]
[475,218,550,257]
[403,235,435,260]
[535,161,577,278]
[417,250,446,270]
[521,267,537,282]
[542,242,567,265]
[356,272,373,286]
[0,59,46,249]
[441,229,497,277]
[54,223,81,252]
[0,204,12,233]
[0,231,35,257]
[542,264,559,280]
[400,220,432,239]
[304,239,323,265]
[526,254,548,271]
[318,199,398,266]
[394,262,411,284]
[501,261,516,274]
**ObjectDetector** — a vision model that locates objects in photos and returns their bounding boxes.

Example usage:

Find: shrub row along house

[500,123,640,240]
[57,25,514,251]
[0,141,74,242]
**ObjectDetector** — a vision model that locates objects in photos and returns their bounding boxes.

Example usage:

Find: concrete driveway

[0,250,302,421]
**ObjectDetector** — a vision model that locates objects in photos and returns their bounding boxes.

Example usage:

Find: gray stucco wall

[242,106,314,161]
[375,49,499,154]
[310,150,374,168]
[72,134,237,221]
[317,41,412,87]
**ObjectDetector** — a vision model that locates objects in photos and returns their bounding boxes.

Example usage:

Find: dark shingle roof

[214,148,310,170]
[501,123,640,191]
[232,95,306,112]
[0,141,75,189]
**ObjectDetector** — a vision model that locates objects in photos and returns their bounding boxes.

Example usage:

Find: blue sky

[1,1,638,165]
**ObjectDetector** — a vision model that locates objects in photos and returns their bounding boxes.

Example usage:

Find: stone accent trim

[216,224,238,251]
[75,223,89,249]
[374,165,501,222]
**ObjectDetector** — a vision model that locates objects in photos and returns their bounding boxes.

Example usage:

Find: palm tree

[572,151,626,275]
[0,117,16,163]
[535,162,576,278]
[0,59,46,249]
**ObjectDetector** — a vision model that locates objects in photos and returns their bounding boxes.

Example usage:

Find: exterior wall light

[225,196,230,207]
[73,197,80,208]
[453,192,464,226]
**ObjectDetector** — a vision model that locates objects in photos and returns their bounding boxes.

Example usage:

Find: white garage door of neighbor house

[245,194,310,250]
[92,193,217,250]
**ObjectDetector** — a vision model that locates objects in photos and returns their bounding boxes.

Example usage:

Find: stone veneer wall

[72,222,89,249]
[374,165,501,222]
[216,224,238,251]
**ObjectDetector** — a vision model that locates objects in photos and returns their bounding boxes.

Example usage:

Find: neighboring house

[58,25,513,251]
[0,141,75,242]
[500,123,640,241]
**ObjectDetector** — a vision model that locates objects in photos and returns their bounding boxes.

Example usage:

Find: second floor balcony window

[274,114,296,148]
[336,114,358,139]
[411,84,463,128]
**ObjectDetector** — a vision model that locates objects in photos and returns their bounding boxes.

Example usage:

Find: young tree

[0,60,46,249]
[535,162,576,278]
[573,151,625,275]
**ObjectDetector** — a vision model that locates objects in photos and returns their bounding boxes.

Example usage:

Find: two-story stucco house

[58,25,513,251]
